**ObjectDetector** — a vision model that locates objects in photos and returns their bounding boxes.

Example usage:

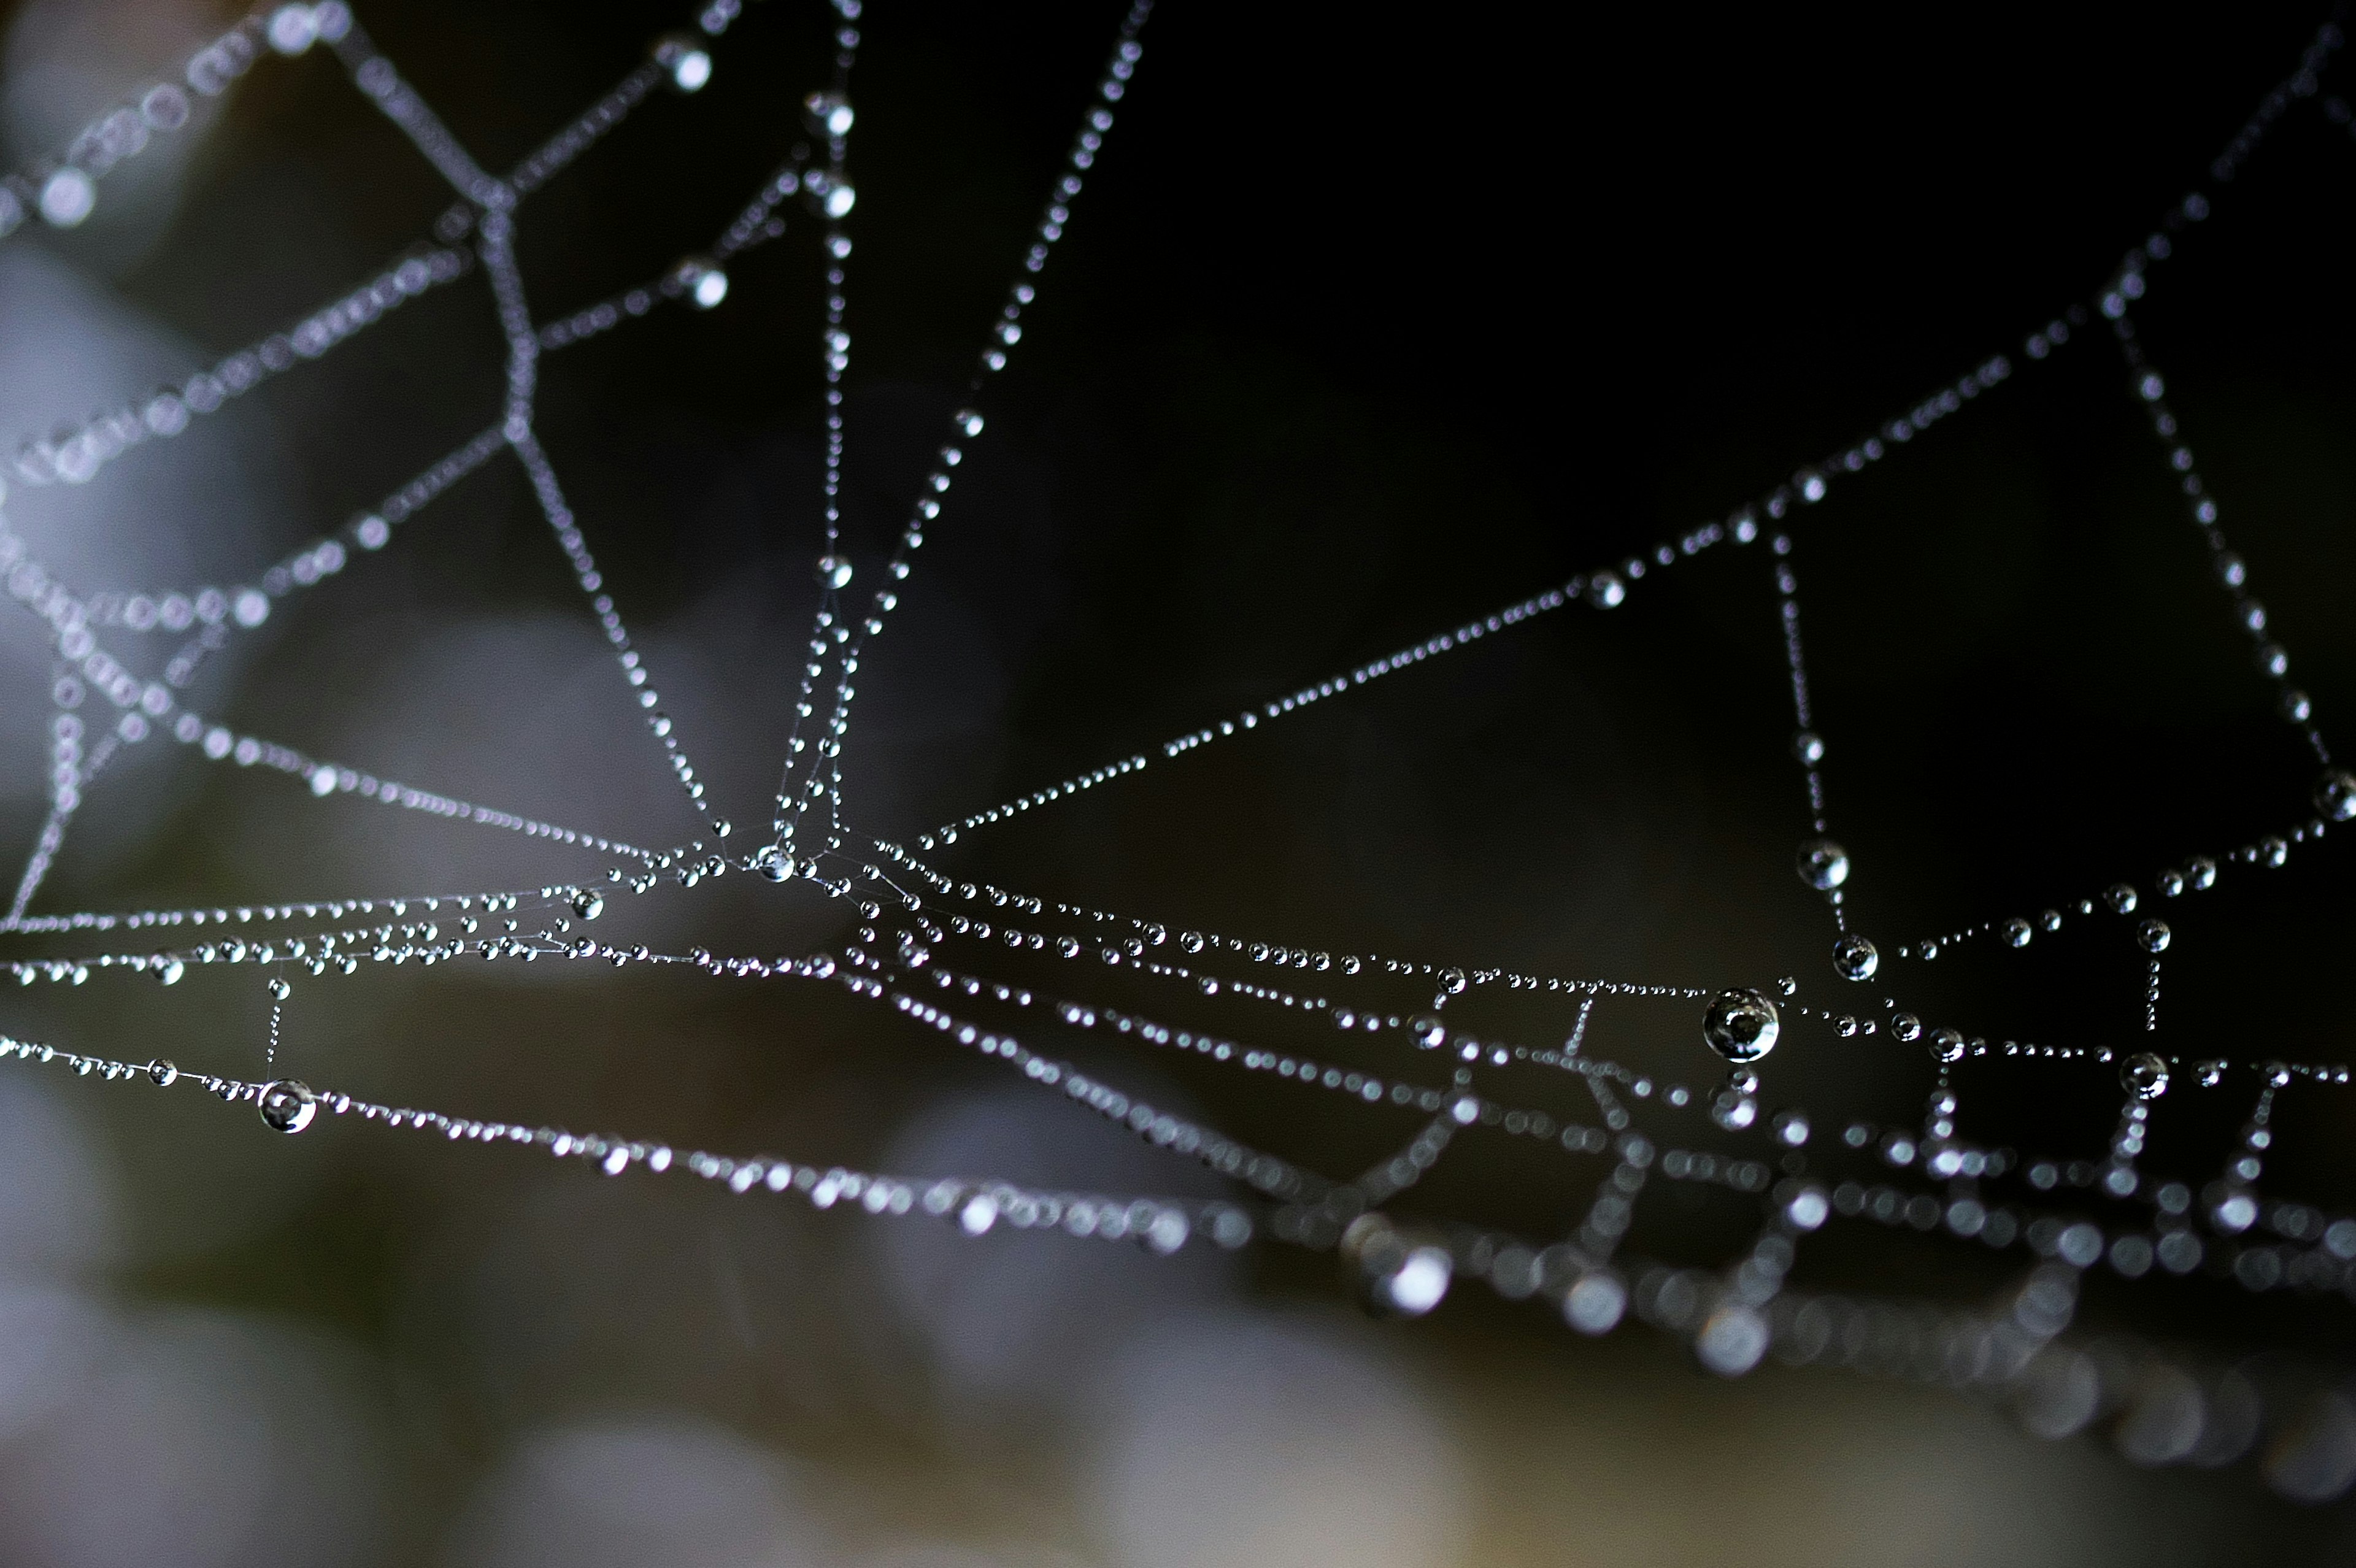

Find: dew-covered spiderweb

[7,0,2356,1501]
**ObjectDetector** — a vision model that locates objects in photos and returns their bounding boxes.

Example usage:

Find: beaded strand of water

[915,353,2017,855]
[0,4,320,245]
[773,2,1153,863]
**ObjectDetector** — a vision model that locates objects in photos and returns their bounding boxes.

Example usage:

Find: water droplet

[1696,1302,1769,1377]
[1438,967,1466,994]
[1830,933,1879,982]
[1057,936,1080,958]
[156,958,183,985]
[677,256,728,309]
[1585,571,1626,609]
[2317,770,2356,822]
[2283,689,2314,723]
[1833,1014,1858,1037]
[39,168,93,228]
[2136,919,2171,953]
[2196,1059,2226,1088]
[267,977,290,1000]
[571,891,604,921]
[2185,857,2217,890]
[2003,917,2033,947]
[653,33,712,92]
[1702,988,1779,1063]
[1796,839,1849,890]
[2260,837,2289,868]
[146,1058,177,1086]
[1341,1215,1450,1317]
[2122,1051,2169,1100]
[815,554,853,590]
[1792,731,1825,765]
[1930,1028,1966,1064]
[2104,883,2139,914]
[1890,1012,1922,1042]
[1409,1015,1446,1050]
[803,90,855,137]
[754,847,793,882]
[1562,1271,1626,1335]
[259,1078,316,1133]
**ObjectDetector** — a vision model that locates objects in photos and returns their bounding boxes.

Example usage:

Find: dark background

[0,0,2351,1562]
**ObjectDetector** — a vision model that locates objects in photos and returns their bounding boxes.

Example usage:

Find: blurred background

[0,0,2352,1562]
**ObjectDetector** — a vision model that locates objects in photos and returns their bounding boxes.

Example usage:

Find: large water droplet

[1701,988,1779,1063]
[1796,839,1849,890]
[2137,919,2171,953]
[653,33,712,93]
[572,891,604,921]
[2123,1051,2169,1100]
[1695,1302,1768,1377]
[815,554,853,590]
[1341,1215,1451,1317]
[1562,1271,1626,1335]
[1831,933,1879,982]
[677,256,728,309]
[259,1078,316,1133]
[2317,769,2356,822]
[803,90,855,137]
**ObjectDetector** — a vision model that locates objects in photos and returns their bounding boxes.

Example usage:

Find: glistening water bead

[804,90,855,137]
[259,1078,316,1133]
[1702,988,1779,1063]
[815,555,853,590]
[652,33,712,93]
[1796,838,1849,891]
[2137,919,2171,953]
[1341,1215,1451,1318]
[1830,933,1879,982]
[679,258,728,310]
[2123,1051,2170,1101]
[2318,769,2356,821]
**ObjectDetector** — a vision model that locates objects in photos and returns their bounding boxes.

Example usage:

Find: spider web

[3,0,2356,1499]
